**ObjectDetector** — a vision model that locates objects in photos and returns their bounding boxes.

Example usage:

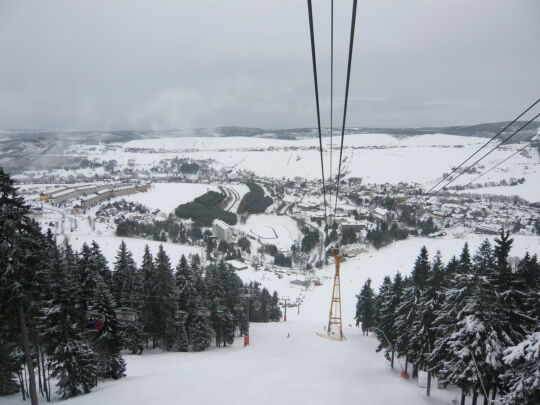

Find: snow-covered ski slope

[5,234,539,405]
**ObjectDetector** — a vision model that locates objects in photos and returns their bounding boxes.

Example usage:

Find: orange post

[244,335,250,347]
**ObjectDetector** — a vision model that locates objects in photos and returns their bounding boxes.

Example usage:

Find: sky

[0,0,539,131]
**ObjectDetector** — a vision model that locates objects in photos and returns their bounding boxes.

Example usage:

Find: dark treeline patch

[175,191,237,226]
[237,182,273,214]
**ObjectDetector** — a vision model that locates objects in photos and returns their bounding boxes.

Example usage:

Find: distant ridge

[1,121,538,144]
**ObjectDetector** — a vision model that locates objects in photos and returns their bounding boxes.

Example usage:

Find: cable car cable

[433,112,540,193]
[329,0,334,220]
[333,0,358,217]
[307,0,329,229]
[412,97,540,204]
[449,134,540,195]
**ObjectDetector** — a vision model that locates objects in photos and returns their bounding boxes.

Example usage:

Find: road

[221,185,242,213]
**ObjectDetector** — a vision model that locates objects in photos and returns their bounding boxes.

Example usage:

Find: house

[225,259,248,271]
[475,224,501,235]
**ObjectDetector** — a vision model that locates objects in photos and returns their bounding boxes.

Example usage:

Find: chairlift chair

[115,307,138,322]
[175,310,188,323]
[85,311,104,331]
[197,309,211,317]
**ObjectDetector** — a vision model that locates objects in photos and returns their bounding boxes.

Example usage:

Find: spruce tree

[140,245,160,347]
[151,245,176,349]
[174,322,191,352]
[112,240,137,307]
[0,168,44,404]
[269,291,282,322]
[40,236,98,399]
[77,243,101,327]
[410,251,445,395]
[433,240,510,401]
[492,230,523,344]
[395,247,430,375]
[514,253,540,329]
[500,331,540,405]
[91,241,112,287]
[91,278,126,380]
[0,323,20,395]
[355,279,375,335]
[190,314,212,351]
[373,274,400,366]
[50,340,97,399]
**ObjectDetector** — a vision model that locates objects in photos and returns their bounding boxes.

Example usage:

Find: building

[225,259,248,271]
[475,224,501,235]
[212,219,235,243]
[76,183,151,210]
[48,184,110,206]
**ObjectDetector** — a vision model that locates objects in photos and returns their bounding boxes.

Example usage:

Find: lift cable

[329,0,334,219]
[307,0,329,230]
[431,112,540,194]
[333,0,358,218]
[412,97,540,204]
[448,133,540,195]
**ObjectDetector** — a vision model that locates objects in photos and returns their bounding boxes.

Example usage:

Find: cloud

[0,0,539,130]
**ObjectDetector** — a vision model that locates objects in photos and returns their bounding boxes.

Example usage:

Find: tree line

[355,231,539,404]
[0,168,281,403]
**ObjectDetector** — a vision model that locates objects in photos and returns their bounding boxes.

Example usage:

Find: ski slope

[5,234,539,405]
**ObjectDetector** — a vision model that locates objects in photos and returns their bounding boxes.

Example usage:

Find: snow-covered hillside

[72,133,540,201]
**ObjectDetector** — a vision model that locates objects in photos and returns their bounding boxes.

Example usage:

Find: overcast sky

[0,0,539,131]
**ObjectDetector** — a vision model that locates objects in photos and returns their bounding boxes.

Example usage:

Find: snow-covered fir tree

[91,277,126,380]
[355,278,375,335]
[499,331,540,404]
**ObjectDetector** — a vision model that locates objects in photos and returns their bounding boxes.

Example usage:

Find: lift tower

[327,248,345,340]
[323,247,367,341]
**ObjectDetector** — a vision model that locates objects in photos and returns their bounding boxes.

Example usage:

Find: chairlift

[197,309,211,317]
[85,311,104,331]
[175,310,188,322]
[115,307,138,322]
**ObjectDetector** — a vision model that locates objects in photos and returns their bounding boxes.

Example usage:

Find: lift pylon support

[318,247,365,341]
[327,251,345,340]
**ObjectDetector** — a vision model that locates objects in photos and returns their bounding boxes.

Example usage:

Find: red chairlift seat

[85,312,104,331]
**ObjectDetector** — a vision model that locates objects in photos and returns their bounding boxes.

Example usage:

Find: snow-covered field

[109,182,218,215]
[236,214,300,252]
[82,133,540,201]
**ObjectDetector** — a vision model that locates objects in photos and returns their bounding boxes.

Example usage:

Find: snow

[2,323,457,405]
[236,214,300,252]
[80,133,540,201]
[67,235,204,267]
[4,232,539,405]
[108,182,219,214]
